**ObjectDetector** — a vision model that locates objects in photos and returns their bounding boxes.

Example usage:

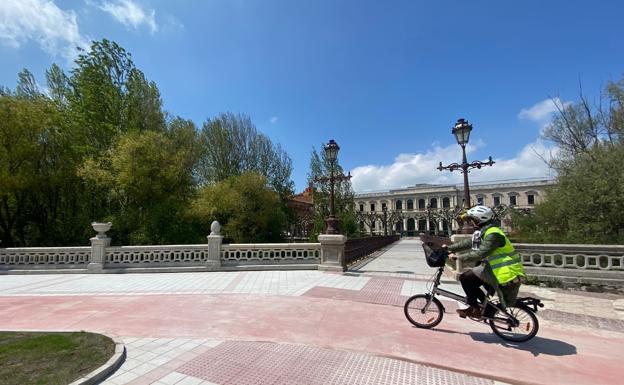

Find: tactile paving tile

[357,278,405,306]
[177,341,494,385]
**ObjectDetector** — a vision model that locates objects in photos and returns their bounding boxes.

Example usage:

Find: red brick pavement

[1,293,622,385]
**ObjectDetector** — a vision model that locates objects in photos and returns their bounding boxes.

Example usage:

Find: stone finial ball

[210,221,221,235]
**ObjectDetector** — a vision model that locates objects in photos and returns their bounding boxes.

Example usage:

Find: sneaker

[456,306,481,318]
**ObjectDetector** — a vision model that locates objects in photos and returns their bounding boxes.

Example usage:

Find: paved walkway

[349,239,444,282]
[1,239,623,385]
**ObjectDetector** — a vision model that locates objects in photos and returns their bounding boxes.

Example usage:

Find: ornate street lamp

[438,118,495,234]
[382,206,388,236]
[315,139,352,234]
[425,204,437,235]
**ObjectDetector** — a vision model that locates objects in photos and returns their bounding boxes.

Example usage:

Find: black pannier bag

[422,241,448,267]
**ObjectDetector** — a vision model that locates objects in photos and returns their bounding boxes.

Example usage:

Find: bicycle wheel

[404,294,444,328]
[489,305,539,342]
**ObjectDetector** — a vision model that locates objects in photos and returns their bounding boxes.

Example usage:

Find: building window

[442,197,450,208]
[430,198,437,208]
[527,194,535,205]
[370,203,375,212]
[493,196,501,207]
[395,200,402,210]
[510,195,517,206]
[407,199,414,210]
[477,197,484,205]
[381,203,387,211]
[359,204,364,212]
[418,199,426,209]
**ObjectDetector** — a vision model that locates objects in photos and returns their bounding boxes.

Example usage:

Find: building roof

[289,186,314,205]
[354,177,556,198]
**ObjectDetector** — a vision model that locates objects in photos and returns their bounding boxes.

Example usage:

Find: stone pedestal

[206,221,222,268]
[318,234,347,272]
[207,235,223,268]
[88,236,110,273]
[88,222,112,273]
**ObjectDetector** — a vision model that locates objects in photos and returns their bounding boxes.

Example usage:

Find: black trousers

[459,269,494,308]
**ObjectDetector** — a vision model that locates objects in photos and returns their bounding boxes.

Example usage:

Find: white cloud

[0,0,88,59]
[270,116,278,124]
[100,0,157,33]
[350,140,557,192]
[518,98,567,123]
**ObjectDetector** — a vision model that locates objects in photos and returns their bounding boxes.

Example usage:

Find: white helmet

[466,205,494,225]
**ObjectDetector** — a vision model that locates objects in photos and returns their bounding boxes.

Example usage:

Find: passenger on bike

[443,205,525,318]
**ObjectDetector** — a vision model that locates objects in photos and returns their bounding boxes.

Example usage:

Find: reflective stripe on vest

[483,226,525,284]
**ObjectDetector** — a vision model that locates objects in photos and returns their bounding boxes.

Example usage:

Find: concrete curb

[68,336,126,385]
[0,264,320,275]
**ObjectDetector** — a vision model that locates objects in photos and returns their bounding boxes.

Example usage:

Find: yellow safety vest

[483,226,525,284]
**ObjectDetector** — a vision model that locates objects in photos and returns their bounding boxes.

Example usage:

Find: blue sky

[1,0,623,192]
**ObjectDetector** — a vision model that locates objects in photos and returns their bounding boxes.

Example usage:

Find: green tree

[307,146,357,240]
[0,96,58,246]
[79,125,201,245]
[67,39,165,155]
[0,39,297,246]
[514,76,624,244]
[197,112,294,196]
[45,63,70,107]
[190,172,286,243]
[513,144,623,244]
[16,69,43,99]
[64,39,170,243]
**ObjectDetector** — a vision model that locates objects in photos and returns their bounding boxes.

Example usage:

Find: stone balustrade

[6,221,620,279]
[105,245,211,266]
[0,221,330,273]
[515,243,624,271]
[442,239,624,289]
[0,246,91,269]
[221,243,320,265]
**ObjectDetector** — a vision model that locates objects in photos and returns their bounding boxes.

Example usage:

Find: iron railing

[344,235,400,265]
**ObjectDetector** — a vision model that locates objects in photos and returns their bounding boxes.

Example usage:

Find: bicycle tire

[489,304,539,342]
[404,294,444,328]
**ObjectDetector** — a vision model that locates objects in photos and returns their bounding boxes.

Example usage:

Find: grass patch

[0,331,115,385]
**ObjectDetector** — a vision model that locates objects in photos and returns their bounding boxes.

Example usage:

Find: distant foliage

[189,173,286,243]
[513,76,624,244]
[197,112,294,197]
[0,39,294,246]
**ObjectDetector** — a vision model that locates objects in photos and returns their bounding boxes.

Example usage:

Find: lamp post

[437,118,495,234]
[382,206,388,236]
[425,204,439,235]
[314,139,352,234]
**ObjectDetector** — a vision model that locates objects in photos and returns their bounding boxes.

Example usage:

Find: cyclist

[443,205,525,318]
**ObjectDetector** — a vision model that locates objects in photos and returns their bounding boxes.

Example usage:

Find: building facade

[355,178,556,236]
[286,187,314,240]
